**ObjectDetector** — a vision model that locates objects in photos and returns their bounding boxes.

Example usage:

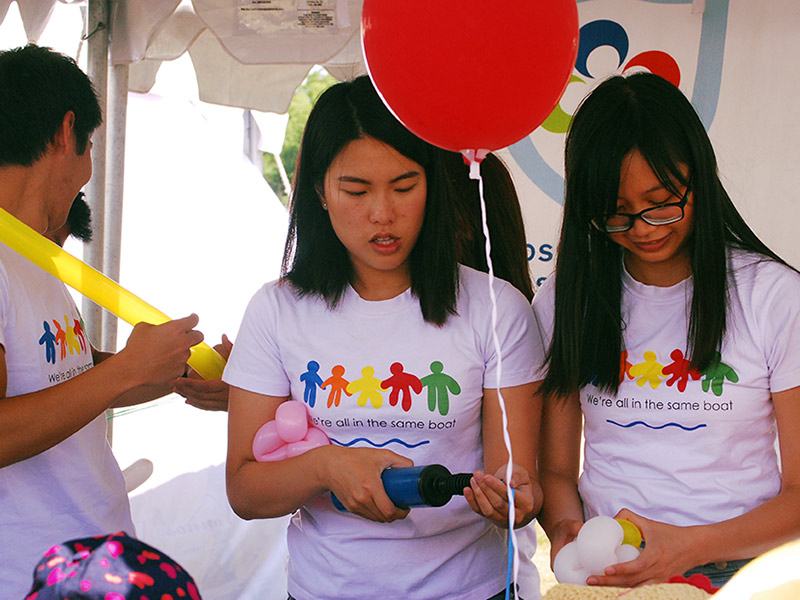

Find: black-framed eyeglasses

[592,187,691,234]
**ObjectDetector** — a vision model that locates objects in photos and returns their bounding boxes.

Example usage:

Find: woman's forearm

[226,444,334,520]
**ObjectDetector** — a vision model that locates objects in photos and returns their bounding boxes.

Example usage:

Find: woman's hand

[464,463,540,528]
[323,445,414,524]
[548,518,584,568]
[587,508,699,587]
[174,334,233,411]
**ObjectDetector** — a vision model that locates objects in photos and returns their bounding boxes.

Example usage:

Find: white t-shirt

[532,249,800,526]
[224,265,539,600]
[0,245,134,598]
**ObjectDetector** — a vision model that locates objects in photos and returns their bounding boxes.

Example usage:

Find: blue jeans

[684,558,752,587]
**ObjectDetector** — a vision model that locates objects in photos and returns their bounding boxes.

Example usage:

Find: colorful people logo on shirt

[600,344,740,432]
[615,348,739,396]
[348,366,386,409]
[63,315,81,356]
[321,365,352,408]
[421,361,461,416]
[300,360,324,407]
[629,351,665,389]
[300,360,462,416]
[382,362,423,412]
[39,321,57,364]
[72,317,87,353]
[662,348,702,392]
[52,317,67,360]
[700,351,739,397]
[38,313,89,365]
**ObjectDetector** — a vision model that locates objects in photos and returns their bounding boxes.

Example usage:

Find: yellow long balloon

[0,207,225,379]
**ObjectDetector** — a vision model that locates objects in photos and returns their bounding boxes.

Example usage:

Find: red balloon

[362,1,580,153]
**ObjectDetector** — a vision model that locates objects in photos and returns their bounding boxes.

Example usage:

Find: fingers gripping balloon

[252,401,331,462]
[0,208,225,379]
[553,516,643,585]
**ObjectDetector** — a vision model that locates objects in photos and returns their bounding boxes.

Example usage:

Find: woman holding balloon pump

[534,73,800,587]
[224,75,543,600]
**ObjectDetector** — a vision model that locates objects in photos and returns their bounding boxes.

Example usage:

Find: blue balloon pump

[331,464,472,511]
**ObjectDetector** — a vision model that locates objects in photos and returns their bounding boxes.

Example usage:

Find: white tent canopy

[0,0,366,110]
[3,0,365,114]
[116,0,366,113]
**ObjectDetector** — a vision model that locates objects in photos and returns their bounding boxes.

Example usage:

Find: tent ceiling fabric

[4,0,366,113]
[190,0,360,64]
[117,0,366,113]
[0,0,60,42]
[189,30,315,113]
[108,0,183,64]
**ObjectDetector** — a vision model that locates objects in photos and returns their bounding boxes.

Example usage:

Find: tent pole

[84,0,109,351]
[85,0,112,442]
[101,62,129,356]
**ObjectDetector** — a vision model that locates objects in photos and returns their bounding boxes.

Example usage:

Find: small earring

[322,201,328,210]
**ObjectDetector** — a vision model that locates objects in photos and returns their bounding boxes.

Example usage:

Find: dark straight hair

[541,72,791,400]
[0,44,101,167]
[281,75,459,326]
[444,151,534,302]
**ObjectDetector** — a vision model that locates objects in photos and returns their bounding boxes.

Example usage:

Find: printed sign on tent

[510,0,728,205]
[505,0,730,288]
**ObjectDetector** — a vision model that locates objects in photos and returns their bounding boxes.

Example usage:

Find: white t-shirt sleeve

[482,279,539,389]
[530,275,555,382]
[756,263,800,393]
[223,282,291,397]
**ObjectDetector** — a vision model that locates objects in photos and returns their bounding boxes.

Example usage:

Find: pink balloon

[252,420,283,459]
[255,444,289,462]
[275,401,309,442]
[252,404,328,462]
[305,426,330,446]
[286,428,330,458]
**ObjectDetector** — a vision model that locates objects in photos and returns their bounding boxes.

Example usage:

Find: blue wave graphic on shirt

[606,419,707,432]
[330,437,431,449]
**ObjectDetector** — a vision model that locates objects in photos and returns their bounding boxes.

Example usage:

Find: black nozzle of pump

[331,464,473,511]
[407,464,472,508]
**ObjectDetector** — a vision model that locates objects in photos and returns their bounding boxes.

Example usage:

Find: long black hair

[444,151,534,302]
[541,72,790,400]
[281,75,459,325]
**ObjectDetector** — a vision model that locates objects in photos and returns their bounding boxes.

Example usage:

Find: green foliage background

[262,68,338,205]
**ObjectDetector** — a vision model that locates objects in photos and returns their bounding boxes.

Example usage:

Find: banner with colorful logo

[501,0,799,287]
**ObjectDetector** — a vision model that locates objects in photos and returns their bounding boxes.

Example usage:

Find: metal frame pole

[101,61,129,354]
[84,0,109,350]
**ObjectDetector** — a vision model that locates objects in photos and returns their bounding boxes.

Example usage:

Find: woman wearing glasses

[533,72,800,587]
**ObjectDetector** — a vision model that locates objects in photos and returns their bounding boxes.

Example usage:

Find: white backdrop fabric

[105,66,290,600]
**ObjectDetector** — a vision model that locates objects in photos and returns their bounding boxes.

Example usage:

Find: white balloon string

[470,155,518,592]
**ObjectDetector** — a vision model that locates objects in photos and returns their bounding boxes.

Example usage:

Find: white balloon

[577,516,624,546]
[577,540,619,575]
[576,516,625,575]
[553,541,592,585]
[615,543,641,563]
